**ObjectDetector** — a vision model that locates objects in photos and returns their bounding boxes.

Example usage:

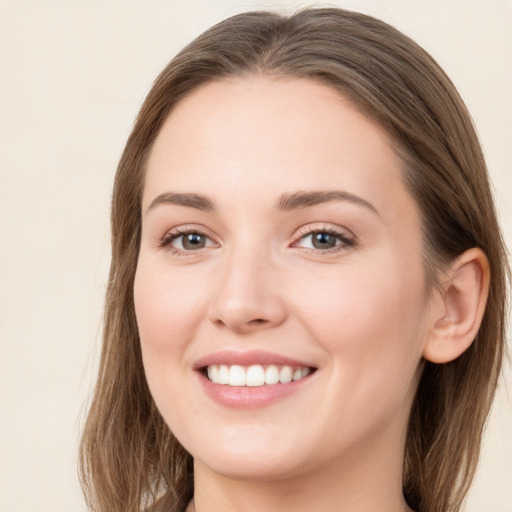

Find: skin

[134,76,446,512]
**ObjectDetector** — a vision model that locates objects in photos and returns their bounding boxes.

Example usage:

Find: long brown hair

[79,8,509,512]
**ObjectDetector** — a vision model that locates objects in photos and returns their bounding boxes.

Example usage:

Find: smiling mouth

[203,364,315,387]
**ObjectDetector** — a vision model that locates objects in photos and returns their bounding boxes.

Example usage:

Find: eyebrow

[146,189,379,216]
[277,190,380,216]
[147,192,214,213]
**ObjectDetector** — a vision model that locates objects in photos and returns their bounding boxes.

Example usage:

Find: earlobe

[423,248,490,364]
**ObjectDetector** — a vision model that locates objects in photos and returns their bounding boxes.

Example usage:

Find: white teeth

[265,365,280,385]
[246,365,265,386]
[218,364,229,384]
[207,365,218,382]
[206,364,313,386]
[279,366,293,384]
[229,365,246,386]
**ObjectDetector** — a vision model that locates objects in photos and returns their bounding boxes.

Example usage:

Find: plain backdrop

[0,1,510,511]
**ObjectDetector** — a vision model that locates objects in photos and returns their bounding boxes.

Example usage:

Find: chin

[193,448,310,483]
[181,425,315,482]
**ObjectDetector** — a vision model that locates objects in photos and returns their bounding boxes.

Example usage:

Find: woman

[79,8,509,512]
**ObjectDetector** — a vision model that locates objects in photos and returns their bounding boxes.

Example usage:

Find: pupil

[313,232,336,249]
[183,233,205,250]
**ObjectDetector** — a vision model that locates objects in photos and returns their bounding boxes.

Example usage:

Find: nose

[208,245,287,334]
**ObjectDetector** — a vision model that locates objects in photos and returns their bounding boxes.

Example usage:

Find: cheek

[293,255,427,382]
[133,263,208,355]
[133,262,210,428]
[133,262,214,414]
[293,259,427,438]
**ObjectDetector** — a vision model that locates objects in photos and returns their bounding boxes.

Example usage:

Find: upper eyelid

[293,222,355,240]
[162,224,217,239]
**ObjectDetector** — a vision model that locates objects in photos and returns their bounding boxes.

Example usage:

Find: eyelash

[158,225,356,255]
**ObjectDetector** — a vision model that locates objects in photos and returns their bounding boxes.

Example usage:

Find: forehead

[143,76,417,228]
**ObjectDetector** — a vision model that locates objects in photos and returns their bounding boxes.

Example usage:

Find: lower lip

[197,372,313,408]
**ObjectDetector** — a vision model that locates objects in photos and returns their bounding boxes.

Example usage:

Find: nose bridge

[209,232,286,332]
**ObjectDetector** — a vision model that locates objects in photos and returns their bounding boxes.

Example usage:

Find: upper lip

[193,350,315,370]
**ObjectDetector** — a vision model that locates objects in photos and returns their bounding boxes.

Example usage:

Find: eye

[293,228,355,252]
[160,229,217,252]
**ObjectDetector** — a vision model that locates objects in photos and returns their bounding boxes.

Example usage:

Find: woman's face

[135,77,438,481]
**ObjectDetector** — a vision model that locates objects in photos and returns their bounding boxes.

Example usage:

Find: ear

[423,248,490,364]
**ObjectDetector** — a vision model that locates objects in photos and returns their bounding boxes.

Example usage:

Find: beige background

[0,1,510,511]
